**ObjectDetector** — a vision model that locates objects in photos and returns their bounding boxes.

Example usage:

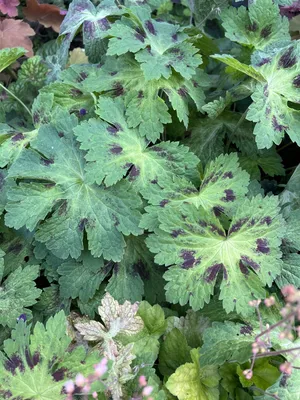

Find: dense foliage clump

[0,0,300,399]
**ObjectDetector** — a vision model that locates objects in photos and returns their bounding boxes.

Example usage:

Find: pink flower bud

[264,296,275,307]
[64,380,75,394]
[75,373,85,387]
[139,375,147,387]
[92,392,98,399]
[280,362,293,375]
[243,369,253,380]
[142,386,153,396]
[82,384,91,394]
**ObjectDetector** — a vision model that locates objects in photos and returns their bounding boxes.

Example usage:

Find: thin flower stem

[278,141,293,152]
[255,311,297,341]
[0,82,32,117]
[253,346,300,359]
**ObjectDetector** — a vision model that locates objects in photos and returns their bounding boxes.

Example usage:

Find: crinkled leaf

[0,0,20,17]
[0,264,41,327]
[239,147,285,180]
[284,209,300,251]
[75,97,199,188]
[221,0,290,50]
[58,252,109,303]
[0,311,101,400]
[137,301,167,337]
[23,0,64,33]
[0,19,35,57]
[141,153,250,231]
[0,47,26,73]
[106,236,148,304]
[276,253,300,288]
[247,42,300,149]
[5,110,142,261]
[75,293,144,341]
[166,348,220,400]
[107,7,202,80]
[200,321,257,367]
[146,195,284,315]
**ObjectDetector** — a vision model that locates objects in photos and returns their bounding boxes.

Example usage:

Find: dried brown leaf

[23,0,64,33]
[0,18,34,57]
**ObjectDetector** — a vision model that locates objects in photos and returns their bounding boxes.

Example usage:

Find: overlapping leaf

[58,0,123,64]
[141,153,250,231]
[74,97,199,189]
[166,348,220,400]
[0,259,41,327]
[62,55,208,141]
[247,42,300,148]
[221,0,290,50]
[0,312,102,400]
[146,195,285,315]
[107,5,202,80]
[5,109,143,261]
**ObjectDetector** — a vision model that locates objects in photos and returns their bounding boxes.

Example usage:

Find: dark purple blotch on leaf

[133,260,150,280]
[260,24,272,38]
[135,27,146,42]
[260,216,272,225]
[52,368,67,382]
[78,218,88,232]
[159,199,169,207]
[77,72,88,82]
[213,206,225,217]
[272,116,288,132]
[8,242,23,255]
[145,20,156,35]
[180,250,200,269]
[58,200,68,216]
[248,22,258,32]
[223,171,233,179]
[110,144,123,154]
[17,313,27,322]
[113,82,124,96]
[221,189,236,202]
[12,132,25,142]
[256,238,270,254]
[205,263,226,282]
[177,87,188,98]
[240,324,253,335]
[278,47,297,69]
[40,158,54,166]
[25,350,40,369]
[229,217,249,234]
[241,255,260,270]
[5,355,24,374]
[129,165,140,180]
[171,229,185,238]
[239,260,249,276]
[293,74,300,88]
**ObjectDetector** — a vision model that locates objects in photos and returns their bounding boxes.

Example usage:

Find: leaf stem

[253,346,300,359]
[0,82,32,117]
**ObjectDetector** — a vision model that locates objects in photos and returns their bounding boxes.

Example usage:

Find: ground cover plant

[0,0,300,398]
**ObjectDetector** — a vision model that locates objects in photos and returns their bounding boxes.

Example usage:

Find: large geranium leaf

[107,6,202,80]
[247,42,300,149]
[141,153,250,231]
[5,110,143,261]
[221,0,290,50]
[62,55,208,140]
[166,348,220,400]
[74,97,199,188]
[0,312,102,400]
[0,260,41,328]
[146,195,285,315]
